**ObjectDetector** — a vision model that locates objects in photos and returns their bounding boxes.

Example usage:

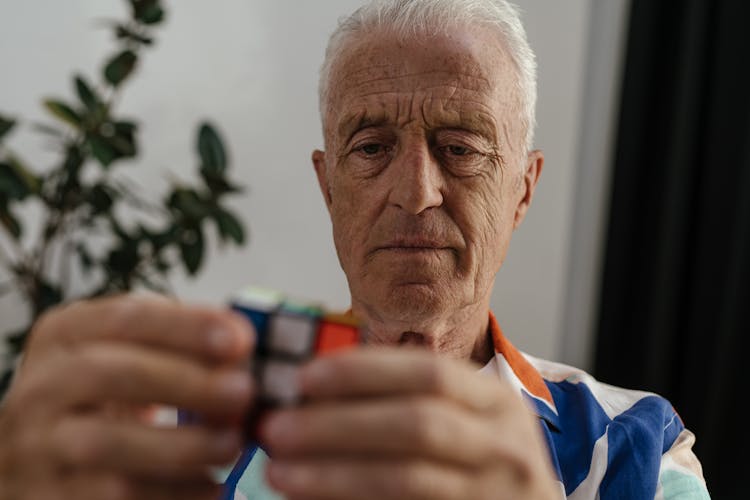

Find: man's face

[313,26,542,340]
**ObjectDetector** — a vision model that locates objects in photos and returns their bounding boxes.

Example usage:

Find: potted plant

[0,0,247,397]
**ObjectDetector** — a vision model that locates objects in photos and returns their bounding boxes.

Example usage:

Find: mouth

[380,246,449,253]
[375,239,453,252]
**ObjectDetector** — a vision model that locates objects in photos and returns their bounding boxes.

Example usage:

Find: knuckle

[9,358,64,411]
[405,400,441,447]
[28,306,66,346]
[173,431,211,466]
[74,345,114,388]
[424,358,451,394]
[14,426,44,462]
[59,421,108,466]
[391,460,431,497]
[102,296,143,339]
[100,476,132,500]
[415,415,440,450]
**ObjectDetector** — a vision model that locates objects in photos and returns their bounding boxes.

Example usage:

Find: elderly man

[0,0,709,499]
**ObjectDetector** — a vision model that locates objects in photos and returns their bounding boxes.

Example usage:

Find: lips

[372,237,455,255]
[377,238,452,250]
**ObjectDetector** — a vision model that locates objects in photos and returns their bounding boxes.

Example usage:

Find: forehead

[326,27,517,137]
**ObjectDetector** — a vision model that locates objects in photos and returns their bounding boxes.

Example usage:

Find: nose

[387,138,444,215]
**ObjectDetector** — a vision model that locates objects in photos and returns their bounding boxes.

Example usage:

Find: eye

[360,143,383,155]
[446,145,470,156]
[439,144,477,159]
[352,142,391,160]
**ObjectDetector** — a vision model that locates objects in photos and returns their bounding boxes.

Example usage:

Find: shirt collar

[485,311,561,432]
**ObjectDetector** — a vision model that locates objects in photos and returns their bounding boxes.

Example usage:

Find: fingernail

[217,371,252,399]
[207,327,234,355]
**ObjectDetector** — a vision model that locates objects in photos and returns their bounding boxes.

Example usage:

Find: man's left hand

[259,348,560,499]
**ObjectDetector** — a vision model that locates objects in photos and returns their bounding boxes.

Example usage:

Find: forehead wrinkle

[338,100,502,147]
[336,91,501,145]
[341,69,492,96]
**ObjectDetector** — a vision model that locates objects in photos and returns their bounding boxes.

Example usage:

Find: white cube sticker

[262,361,300,405]
[268,314,316,356]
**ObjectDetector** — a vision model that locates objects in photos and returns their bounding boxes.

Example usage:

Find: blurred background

[0,0,746,497]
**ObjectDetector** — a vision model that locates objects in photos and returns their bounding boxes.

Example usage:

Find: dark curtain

[594,0,750,497]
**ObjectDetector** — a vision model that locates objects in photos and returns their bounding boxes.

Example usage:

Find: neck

[352,296,495,365]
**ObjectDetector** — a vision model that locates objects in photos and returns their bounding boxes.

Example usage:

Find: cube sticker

[267,313,318,358]
[261,360,301,405]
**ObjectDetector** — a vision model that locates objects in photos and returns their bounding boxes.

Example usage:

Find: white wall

[560,0,631,370]
[0,0,626,366]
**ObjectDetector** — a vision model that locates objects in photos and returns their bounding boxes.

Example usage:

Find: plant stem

[114,177,168,215]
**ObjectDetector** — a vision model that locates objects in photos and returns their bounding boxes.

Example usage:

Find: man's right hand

[0,294,255,500]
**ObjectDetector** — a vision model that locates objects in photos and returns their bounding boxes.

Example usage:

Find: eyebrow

[337,111,388,144]
[337,108,499,145]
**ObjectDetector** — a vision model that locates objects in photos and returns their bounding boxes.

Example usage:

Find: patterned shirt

[219,312,710,499]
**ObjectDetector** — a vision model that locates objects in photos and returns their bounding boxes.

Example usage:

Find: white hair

[318,0,538,152]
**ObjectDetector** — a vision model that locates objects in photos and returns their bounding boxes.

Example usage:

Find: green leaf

[197,123,227,173]
[87,120,138,167]
[5,327,30,355]
[0,114,15,140]
[115,24,153,45]
[109,121,137,155]
[179,227,204,275]
[0,369,14,399]
[199,167,243,195]
[74,75,100,112]
[168,188,208,221]
[214,208,245,244]
[0,209,22,239]
[36,282,63,315]
[106,241,139,277]
[88,135,118,167]
[149,225,179,250]
[0,162,30,200]
[104,50,138,87]
[62,145,85,174]
[6,155,40,195]
[154,256,170,273]
[130,0,165,25]
[88,184,115,213]
[114,120,137,135]
[43,99,82,128]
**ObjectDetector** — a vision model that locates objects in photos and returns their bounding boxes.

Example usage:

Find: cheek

[329,177,379,256]
[453,181,514,268]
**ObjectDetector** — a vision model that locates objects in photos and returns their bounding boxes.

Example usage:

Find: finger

[18,342,254,418]
[261,398,497,467]
[266,458,472,500]
[299,347,512,412]
[52,415,242,478]
[60,473,221,500]
[35,473,131,500]
[31,294,254,364]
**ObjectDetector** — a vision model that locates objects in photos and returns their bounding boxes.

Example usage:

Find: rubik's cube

[229,286,361,407]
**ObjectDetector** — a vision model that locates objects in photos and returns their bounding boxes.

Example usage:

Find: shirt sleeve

[655,428,711,499]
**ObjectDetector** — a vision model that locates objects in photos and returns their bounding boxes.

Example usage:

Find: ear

[513,149,544,229]
[312,149,333,213]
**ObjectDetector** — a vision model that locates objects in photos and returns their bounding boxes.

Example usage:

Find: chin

[371,281,455,322]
